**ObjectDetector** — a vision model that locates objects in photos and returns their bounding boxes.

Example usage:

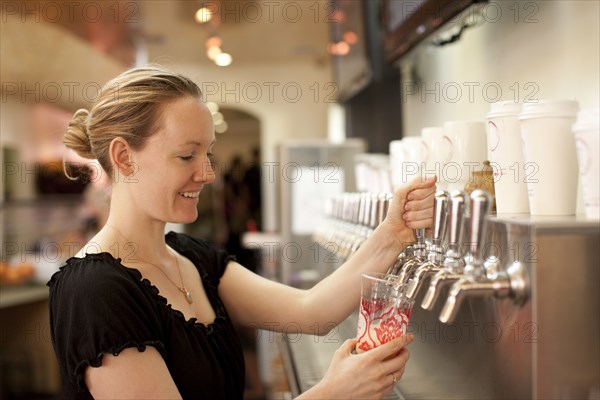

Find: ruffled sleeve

[48,254,166,393]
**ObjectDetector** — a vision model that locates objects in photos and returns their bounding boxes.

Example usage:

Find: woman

[49,65,436,399]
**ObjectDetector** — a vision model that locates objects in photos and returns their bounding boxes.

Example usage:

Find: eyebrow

[179,139,216,147]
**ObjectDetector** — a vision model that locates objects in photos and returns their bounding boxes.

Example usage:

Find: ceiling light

[343,31,358,44]
[336,41,350,55]
[215,121,228,134]
[207,46,222,60]
[206,36,222,48]
[327,41,350,56]
[206,101,219,114]
[215,53,232,67]
[212,112,224,124]
[195,7,213,23]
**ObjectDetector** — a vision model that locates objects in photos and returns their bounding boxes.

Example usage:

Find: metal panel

[283,216,600,399]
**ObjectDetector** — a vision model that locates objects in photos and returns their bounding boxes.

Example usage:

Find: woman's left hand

[382,176,437,246]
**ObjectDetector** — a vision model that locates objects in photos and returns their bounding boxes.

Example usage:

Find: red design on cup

[356,298,412,353]
[488,121,500,152]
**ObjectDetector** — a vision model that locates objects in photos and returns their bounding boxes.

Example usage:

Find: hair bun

[63,108,95,160]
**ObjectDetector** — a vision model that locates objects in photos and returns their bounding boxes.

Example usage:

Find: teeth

[180,191,200,198]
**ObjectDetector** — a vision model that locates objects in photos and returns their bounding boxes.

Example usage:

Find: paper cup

[390,138,424,188]
[443,121,488,192]
[421,127,451,191]
[355,273,413,353]
[519,100,580,215]
[572,108,599,219]
[486,101,530,214]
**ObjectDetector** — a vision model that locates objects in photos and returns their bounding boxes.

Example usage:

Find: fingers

[407,185,436,203]
[404,185,435,229]
[332,338,357,361]
[367,334,414,361]
[412,175,437,190]
[393,176,436,199]
[401,176,437,194]
[405,189,435,211]
[385,364,407,390]
[382,347,410,377]
[338,338,357,355]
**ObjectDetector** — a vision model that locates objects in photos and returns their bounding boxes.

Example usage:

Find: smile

[179,191,201,198]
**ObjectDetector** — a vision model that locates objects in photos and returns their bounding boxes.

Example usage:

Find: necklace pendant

[181,287,193,304]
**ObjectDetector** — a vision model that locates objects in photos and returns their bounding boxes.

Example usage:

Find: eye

[179,154,195,162]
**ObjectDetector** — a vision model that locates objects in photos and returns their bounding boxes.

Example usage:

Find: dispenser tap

[421,190,467,310]
[438,190,530,324]
[405,190,450,299]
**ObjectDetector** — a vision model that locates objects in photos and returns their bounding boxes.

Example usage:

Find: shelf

[0,284,49,309]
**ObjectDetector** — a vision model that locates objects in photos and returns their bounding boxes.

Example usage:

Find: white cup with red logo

[572,108,599,219]
[390,137,424,189]
[421,127,451,191]
[519,100,580,215]
[443,121,488,192]
[486,101,530,214]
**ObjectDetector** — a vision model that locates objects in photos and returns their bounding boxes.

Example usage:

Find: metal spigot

[421,190,467,310]
[438,190,530,324]
[350,193,391,256]
[405,190,450,299]
[388,227,429,278]
[393,230,425,283]
[439,261,530,324]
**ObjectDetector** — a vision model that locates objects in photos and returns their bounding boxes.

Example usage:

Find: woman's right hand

[300,334,414,399]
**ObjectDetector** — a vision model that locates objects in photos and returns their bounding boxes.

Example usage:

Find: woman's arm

[85,347,182,399]
[219,177,436,333]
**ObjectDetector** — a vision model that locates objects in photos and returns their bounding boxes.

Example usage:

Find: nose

[192,159,216,184]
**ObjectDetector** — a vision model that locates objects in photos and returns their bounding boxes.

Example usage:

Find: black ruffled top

[47,232,245,399]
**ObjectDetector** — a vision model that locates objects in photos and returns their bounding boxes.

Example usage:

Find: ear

[109,137,133,177]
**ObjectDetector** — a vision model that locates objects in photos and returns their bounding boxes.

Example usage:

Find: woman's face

[125,96,216,225]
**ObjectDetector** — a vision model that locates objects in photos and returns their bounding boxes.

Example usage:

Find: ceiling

[9,0,332,67]
[131,0,331,67]
[1,0,334,157]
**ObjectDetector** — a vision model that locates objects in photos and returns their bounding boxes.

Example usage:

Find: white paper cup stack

[486,101,530,214]
[572,108,600,219]
[443,121,488,192]
[519,100,580,215]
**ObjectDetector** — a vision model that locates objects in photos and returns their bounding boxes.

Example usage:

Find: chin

[174,212,199,225]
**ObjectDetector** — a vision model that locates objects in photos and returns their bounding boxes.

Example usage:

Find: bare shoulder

[74,231,118,258]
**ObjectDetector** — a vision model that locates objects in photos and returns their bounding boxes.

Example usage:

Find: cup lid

[519,99,580,120]
[486,101,522,118]
[572,108,600,132]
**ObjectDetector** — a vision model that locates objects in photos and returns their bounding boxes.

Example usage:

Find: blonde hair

[63,65,202,179]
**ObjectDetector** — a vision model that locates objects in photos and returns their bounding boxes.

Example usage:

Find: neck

[102,187,172,263]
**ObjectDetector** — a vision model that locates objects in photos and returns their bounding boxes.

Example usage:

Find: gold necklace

[105,224,193,304]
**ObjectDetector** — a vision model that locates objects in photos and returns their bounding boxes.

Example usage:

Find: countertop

[0,284,49,309]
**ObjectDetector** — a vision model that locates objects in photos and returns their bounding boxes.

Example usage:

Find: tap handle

[414,228,425,245]
[431,190,450,245]
[356,193,364,225]
[362,193,371,227]
[377,193,387,226]
[384,193,394,221]
[370,193,379,228]
[467,190,492,263]
[352,193,361,224]
[447,191,467,255]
